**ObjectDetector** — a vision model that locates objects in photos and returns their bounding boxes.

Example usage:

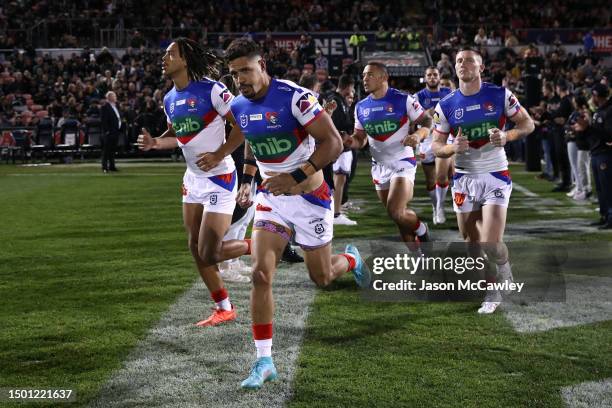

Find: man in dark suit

[100,91,122,172]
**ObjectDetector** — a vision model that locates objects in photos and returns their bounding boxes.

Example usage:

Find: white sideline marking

[512,182,538,197]
[562,379,612,408]
[89,239,366,408]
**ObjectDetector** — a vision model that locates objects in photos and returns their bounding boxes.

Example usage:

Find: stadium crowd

[0,0,610,213]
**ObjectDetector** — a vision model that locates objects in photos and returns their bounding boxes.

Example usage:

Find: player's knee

[310,272,332,287]
[436,175,449,185]
[387,206,404,222]
[187,236,199,255]
[252,266,271,288]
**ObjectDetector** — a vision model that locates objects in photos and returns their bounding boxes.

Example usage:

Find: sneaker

[572,191,587,201]
[281,245,304,263]
[477,290,502,314]
[435,208,446,225]
[496,263,514,295]
[416,222,430,243]
[334,214,357,225]
[565,186,577,197]
[432,205,439,225]
[241,357,278,389]
[345,244,370,288]
[195,306,237,327]
[219,265,251,283]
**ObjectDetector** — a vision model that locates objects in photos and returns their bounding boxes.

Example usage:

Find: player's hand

[262,171,298,196]
[237,182,253,208]
[402,133,419,148]
[488,127,507,147]
[196,151,224,172]
[324,99,337,115]
[137,128,155,151]
[453,127,469,153]
[340,131,353,149]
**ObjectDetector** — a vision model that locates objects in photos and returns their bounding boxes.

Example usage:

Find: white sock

[255,339,272,358]
[216,298,232,311]
[428,189,437,208]
[435,184,448,211]
[415,221,427,236]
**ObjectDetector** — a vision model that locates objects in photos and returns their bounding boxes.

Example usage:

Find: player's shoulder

[481,82,507,95]
[440,87,452,96]
[439,89,460,105]
[388,87,413,100]
[273,79,309,96]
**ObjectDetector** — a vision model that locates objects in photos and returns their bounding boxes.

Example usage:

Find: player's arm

[137,124,178,150]
[137,104,179,150]
[196,112,245,171]
[402,95,430,147]
[344,128,368,149]
[237,141,257,208]
[262,111,342,195]
[405,111,432,146]
[488,91,535,147]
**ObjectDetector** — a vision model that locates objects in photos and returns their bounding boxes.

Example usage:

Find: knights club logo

[187,98,197,108]
[385,103,394,113]
[219,89,232,103]
[484,101,495,112]
[265,111,279,124]
[454,108,464,120]
[240,114,248,128]
[296,93,318,114]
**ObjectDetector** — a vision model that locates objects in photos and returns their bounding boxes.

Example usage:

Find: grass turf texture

[0,160,610,407]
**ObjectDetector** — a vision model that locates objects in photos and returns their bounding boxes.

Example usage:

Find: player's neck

[250,75,271,100]
[459,77,482,96]
[173,71,190,91]
[427,85,440,92]
[371,84,389,99]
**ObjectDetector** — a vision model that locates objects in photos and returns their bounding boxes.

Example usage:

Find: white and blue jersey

[415,87,452,111]
[163,79,235,177]
[354,87,425,166]
[433,82,521,174]
[229,78,322,178]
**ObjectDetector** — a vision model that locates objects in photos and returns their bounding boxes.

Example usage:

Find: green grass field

[0,160,610,407]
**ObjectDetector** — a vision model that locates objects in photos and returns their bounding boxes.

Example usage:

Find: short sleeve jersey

[354,88,425,164]
[415,87,452,110]
[163,79,235,176]
[229,78,322,178]
[433,82,521,174]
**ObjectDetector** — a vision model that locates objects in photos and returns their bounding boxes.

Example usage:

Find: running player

[225,38,369,390]
[416,66,452,224]
[137,38,250,326]
[431,48,535,314]
[344,62,432,245]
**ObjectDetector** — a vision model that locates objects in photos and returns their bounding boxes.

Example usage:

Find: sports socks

[340,253,356,272]
[435,182,449,210]
[253,323,273,358]
[211,288,232,311]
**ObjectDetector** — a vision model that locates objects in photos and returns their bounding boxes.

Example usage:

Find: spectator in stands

[100,91,122,173]
[573,83,612,229]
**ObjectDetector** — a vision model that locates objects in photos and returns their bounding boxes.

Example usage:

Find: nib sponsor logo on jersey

[248,134,298,163]
[456,120,502,149]
[364,116,408,142]
[172,111,217,144]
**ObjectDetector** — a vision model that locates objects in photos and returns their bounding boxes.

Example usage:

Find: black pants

[102,133,118,170]
[592,152,612,222]
[552,131,571,185]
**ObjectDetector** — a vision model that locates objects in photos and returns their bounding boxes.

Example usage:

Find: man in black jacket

[100,91,122,172]
[573,83,612,229]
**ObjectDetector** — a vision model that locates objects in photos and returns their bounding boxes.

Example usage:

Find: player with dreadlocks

[137,37,249,327]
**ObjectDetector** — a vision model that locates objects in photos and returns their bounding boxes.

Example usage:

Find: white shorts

[182,169,237,215]
[333,151,353,175]
[451,170,512,213]
[371,157,417,191]
[419,137,435,164]
[253,182,333,250]
[419,134,454,165]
